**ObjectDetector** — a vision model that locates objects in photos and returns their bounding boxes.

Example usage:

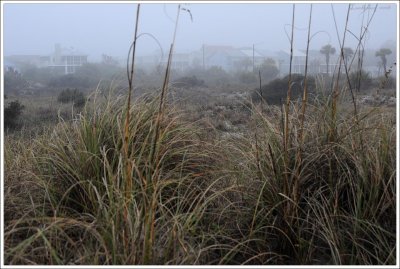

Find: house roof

[224,48,246,58]
[202,45,246,59]
[56,46,87,56]
[279,49,307,57]
[240,49,263,58]
[257,49,278,58]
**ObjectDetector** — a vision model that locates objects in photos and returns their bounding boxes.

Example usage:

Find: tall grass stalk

[341,4,376,151]
[354,4,377,92]
[123,4,140,256]
[150,4,182,165]
[145,4,182,264]
[329,4,350,143]
[294,3,312,209]
[283,3,295,206]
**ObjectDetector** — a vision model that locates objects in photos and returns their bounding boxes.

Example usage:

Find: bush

[258,58,279,82]
[4,69,29,94]
[49,74,91,88]
[183,66,232,87]
[20,64,61,85]
[18,63,125,89]
[174,75,205,88]
[237,71,258,84]
[348,69,373,91]
[57,88,86,107]
[376,75,396,90]
[4,100,25,130]
[252,74,316,105]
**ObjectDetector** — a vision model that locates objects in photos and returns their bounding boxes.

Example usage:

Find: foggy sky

[2,2,398,62]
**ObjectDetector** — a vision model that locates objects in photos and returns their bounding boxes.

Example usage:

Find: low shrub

[237,71,258,84]
[183,66,232,87]
[174,75,205,88]
[4,69,30,94]
[57,88,86,107]
[49,74,91,88]
[252,74,316,105]
[348,69,373,91]
[4,100,25,130]
[376,75,396,89]
[258,58,279,82]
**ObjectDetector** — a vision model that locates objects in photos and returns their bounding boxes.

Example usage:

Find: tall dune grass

[3,3,396,266]
[221,97,396,265]
[4,91,233,265]
[4,82,396,266]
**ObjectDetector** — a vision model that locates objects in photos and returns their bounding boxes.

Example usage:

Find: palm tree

[342,47,354,64]
[375,48,392,74]
[320,44,336,74]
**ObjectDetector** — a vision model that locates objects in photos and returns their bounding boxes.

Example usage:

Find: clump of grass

[4,90,229,265]
[5,83,395,266]
[3,3,396,266]
[200,3,394,263]
[224,96,396,265]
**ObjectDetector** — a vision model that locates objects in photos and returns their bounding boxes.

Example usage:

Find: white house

[48,44,88,74]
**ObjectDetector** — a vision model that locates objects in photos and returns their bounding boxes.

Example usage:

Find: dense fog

[3,3,397,62]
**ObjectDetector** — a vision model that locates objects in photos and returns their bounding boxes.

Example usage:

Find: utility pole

[252,44,255,73]
[202,44,205,70]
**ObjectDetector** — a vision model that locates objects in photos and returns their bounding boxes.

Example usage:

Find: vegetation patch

[4,100,25,130]
[57,88,86,107]
[252,74,316,105]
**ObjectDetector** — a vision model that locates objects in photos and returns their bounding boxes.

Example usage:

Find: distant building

[203,45,240,70]
[5,44,88,75]
[169,52,191,71]
[239,47,265,71]
[134,45,397,77]
[194,45,267,72]
[276,49,342,76]
[138,45,271,73]
[48,44,88,74]
[276,49,308,75]
[136,53,164,71]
